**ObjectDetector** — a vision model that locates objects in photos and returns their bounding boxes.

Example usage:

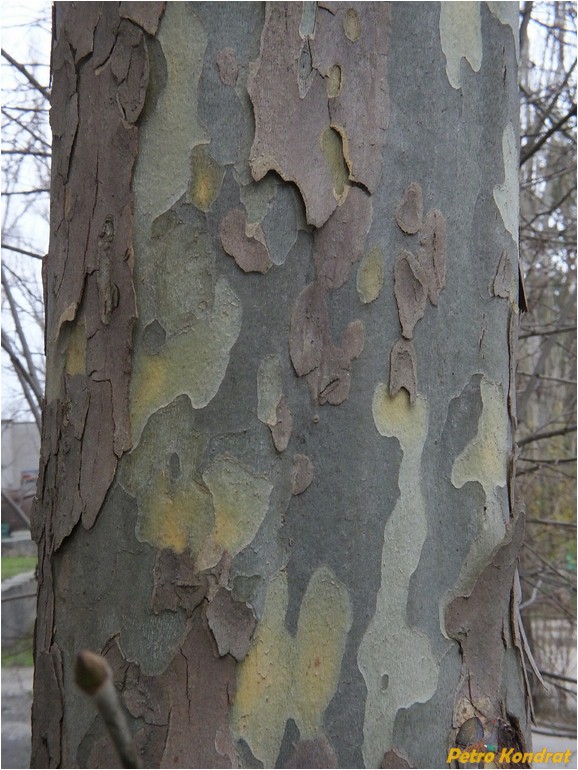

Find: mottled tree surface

[32,3,529,768]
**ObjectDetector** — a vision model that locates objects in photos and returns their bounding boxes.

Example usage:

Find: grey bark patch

[291,454,314,495]
[395,182,423,234]
[219,208,272,273]
[381,749,412,768]
[389,338,417,404]
[492,249,515,299]
[142,320,166,355]
[206,588,257,660]
[314,186,372,290]
[215,47,239,86]
[289,282,364,406]
[281,735,338,768]
[394,250,428,339]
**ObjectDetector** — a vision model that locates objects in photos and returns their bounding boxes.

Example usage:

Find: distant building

[1,421,40,533]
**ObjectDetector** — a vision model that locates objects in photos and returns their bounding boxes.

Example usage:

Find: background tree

[517,0,577,733]
[1,4,51,427]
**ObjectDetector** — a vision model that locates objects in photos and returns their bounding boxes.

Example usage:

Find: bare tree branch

[518,424,577,448]
[2,242,44,260]
[1,47,50,101]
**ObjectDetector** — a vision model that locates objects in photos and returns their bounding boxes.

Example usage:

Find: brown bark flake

[219,207,273,274]
[33,6,163,759]
[394,250,429,340]
[248,2,389,227]
[291,453,315,495]
[395,182,423,235]
[389,338,418,404]
[381,749,413,768]
[445,512,526,716]
[270,395,294,452]
[35,3,157,548]
[120,2,166,35]
[31,646,64,769]
[492,249,515,300]
[389,191,447,396]
[115,611,237,768]
[289,282,365,406]
[206,588,257,661]
[216,47,240,86]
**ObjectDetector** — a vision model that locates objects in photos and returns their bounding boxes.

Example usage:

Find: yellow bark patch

[130,277,242,442]
[356,246,385,304]
[321,126,350,202]
[188,143,224,212]
[64,320,86,376]
[372,385,427,447]
[197,456,272,571]
[327,64,342,98]
[138,470,213,555]
[233,567,351,767]
[343,8,361,42]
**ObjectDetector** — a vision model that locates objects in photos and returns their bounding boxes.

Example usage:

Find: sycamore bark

[32,3,530,768]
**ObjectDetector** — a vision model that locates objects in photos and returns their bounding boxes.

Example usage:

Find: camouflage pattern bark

[33,3,529,768]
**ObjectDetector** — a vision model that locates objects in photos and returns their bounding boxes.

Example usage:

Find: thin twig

[1,48,50,100]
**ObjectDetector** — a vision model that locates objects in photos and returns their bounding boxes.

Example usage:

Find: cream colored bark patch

[257,355,293,451]
[439,2,482,90]
[452,378,508,499]
[449,378,509,593]
[257,355,283,426]
[358,387,438,767]
[357,246,385,304]
[493,123,519,243]
[232,567,351,767]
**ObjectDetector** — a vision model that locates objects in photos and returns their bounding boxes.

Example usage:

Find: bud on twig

[75,650,142,769]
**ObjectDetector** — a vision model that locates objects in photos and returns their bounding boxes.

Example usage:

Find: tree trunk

[32,3,529,767]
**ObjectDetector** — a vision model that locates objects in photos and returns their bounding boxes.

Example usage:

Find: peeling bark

[35,3,526,767]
